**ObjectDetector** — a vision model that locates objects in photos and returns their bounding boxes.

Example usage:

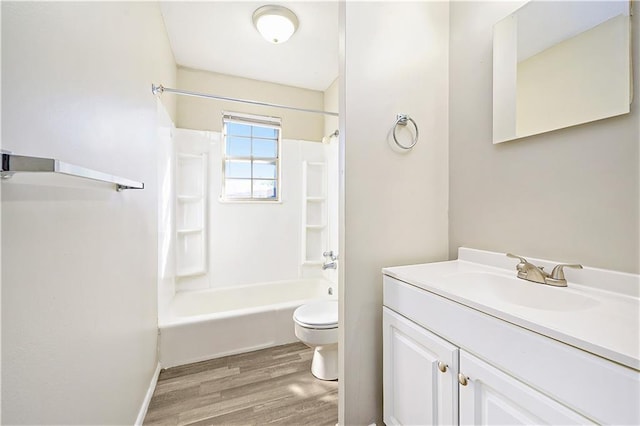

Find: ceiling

[159,1,339,92]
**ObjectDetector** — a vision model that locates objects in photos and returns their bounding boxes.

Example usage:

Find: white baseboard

[135,362,161,426]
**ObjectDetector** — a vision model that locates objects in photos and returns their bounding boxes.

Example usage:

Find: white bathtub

[159,278,335,368]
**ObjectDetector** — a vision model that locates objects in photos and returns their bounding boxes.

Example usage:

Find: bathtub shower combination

[159,278,335,368]
[158,128,340,369]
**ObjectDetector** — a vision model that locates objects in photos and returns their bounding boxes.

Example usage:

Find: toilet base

[311,344,338,381]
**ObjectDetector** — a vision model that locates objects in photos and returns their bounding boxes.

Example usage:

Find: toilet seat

[293,300,338,329]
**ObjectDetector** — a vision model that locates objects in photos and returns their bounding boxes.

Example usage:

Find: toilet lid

[293,300,338,329]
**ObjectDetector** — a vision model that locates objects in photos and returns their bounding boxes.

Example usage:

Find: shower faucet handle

[323,251,338,261]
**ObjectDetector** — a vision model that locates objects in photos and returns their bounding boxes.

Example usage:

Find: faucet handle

[550,264,583,280]
[323,251,338,261]
[506,253,529,270]
[506,253,527,262]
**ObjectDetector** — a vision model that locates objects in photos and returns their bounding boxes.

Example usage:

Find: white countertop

[383,248,640,371]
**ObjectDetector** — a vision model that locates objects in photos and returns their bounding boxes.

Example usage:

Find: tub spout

[322,261,337,270]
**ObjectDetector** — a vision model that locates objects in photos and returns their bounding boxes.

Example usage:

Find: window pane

[225,160,251,179]
[227,122,251,137]
[222,116,280,201]
[226,136,251,157]
[253,139,277,158]
[253,179,277,199]
[252,126,277,139]
[253,161,277,179]
[225,179,252,199]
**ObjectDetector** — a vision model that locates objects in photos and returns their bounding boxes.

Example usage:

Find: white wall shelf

[301,161,328,265]
[175,268,206,279]
[175,152,207,280]
[305,225,326,230]
[177,228,204,234]
[0,152,145,191]
[177,153,202,159]
[177,195,203,202]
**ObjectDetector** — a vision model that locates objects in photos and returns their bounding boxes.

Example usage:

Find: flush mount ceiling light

[252,5,299,44]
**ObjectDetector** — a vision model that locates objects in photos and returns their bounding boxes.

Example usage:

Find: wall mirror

[493,1,632,144]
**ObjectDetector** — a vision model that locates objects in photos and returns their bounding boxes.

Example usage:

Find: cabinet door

[458,350,594,425]
[383,307,458,426]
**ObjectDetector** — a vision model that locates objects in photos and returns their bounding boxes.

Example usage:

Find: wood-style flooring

[144,342,338,425]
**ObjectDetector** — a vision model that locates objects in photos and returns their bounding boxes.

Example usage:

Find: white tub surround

[382,248,639,425]
[170,128,339,293]
[159,279,335,368]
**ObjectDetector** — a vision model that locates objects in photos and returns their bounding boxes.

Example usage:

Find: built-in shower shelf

[176,268,206,278]
[176,150,207,279]
[178,153,203,160]
[177,228,204,235]
[177,195,203,202]
[301,160,328,266]
[306,225,326,230]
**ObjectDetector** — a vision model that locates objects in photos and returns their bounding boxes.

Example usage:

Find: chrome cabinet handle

[458,373,468,386]
[437,361,447,373]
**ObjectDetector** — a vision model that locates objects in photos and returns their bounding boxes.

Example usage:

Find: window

[222,112,281,201]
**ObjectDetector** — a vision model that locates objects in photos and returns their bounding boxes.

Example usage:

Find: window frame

[221,112,282,203]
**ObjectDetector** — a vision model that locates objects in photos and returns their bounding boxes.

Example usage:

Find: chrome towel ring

[392,114,419,150]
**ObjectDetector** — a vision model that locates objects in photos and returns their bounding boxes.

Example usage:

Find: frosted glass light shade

[252,5,299,44]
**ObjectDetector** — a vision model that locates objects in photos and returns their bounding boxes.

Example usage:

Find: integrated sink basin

[383,247,640,425]
[382,247,640,371]
[443,271,600,311]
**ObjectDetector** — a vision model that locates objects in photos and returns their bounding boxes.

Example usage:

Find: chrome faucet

[507,253,582,287]
[322,261,337,270]
[322,250,338,270]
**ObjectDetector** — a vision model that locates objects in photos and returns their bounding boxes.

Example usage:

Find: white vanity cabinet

[458,351,591,425]
[383,307,591,426]
[382,251,640,426]
[383,307,458,425]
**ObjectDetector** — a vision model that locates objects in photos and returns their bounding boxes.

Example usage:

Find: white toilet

[293,300,338,381]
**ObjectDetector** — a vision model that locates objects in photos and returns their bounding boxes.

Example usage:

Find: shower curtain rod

[151,84,339,117]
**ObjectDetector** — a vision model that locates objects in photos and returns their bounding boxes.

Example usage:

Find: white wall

[0,3,4,421]
[1,2,176,424]
[449,1,639,274]
[324,78,340,287]
[339,2,450,424]
[324,78,340,137]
